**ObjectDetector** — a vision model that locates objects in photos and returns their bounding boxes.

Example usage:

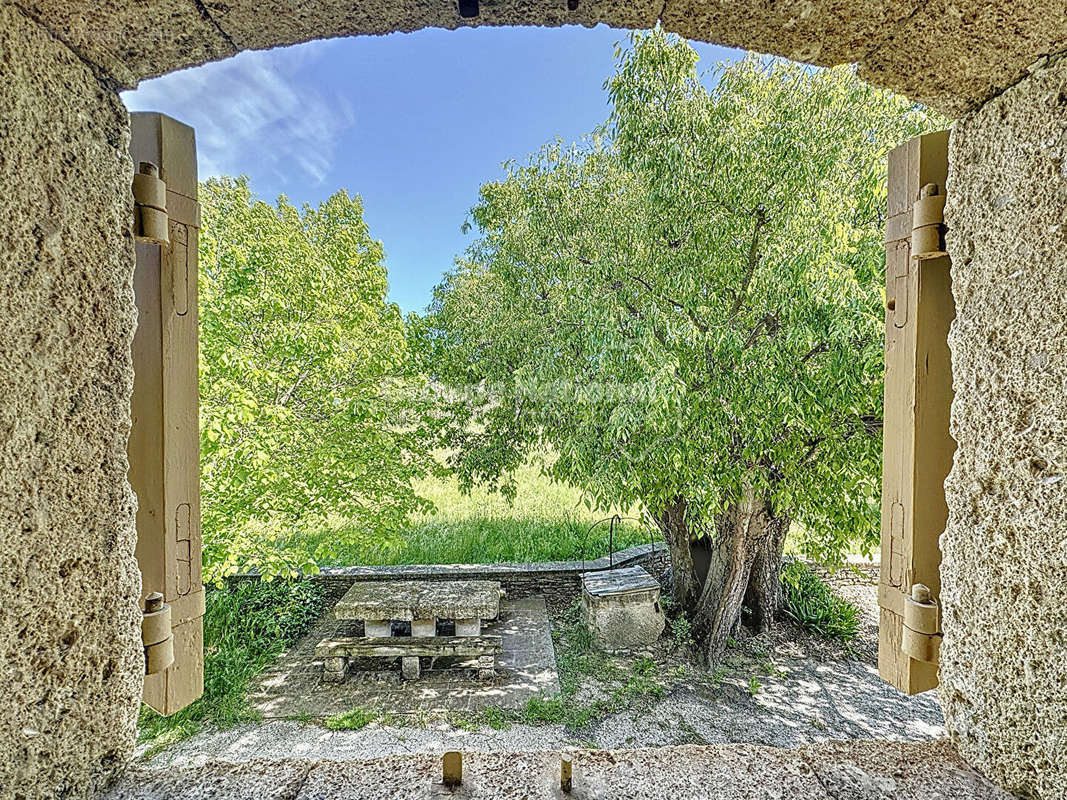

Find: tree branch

[625,272,709,334]
[728,205,769,317]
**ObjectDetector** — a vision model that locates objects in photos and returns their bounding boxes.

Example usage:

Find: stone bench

[322,579,503,681]
[316,635,502,682]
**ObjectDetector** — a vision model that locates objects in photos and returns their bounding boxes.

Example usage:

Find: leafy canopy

[198,177,433,580]
[422,31,943,562]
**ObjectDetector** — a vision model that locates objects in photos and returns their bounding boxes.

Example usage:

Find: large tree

[198,177,433,581]
[422,32,942,660]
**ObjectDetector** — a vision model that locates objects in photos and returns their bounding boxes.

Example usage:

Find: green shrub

[780,560,859,643]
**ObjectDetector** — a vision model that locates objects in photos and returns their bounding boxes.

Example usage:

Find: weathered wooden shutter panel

[128,112,205,715]
[878,130,956,695]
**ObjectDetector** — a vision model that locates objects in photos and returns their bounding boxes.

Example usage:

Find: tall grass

[295,459,655,567]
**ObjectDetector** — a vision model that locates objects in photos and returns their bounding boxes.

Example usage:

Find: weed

[448,712,480,732]
[325,706,376,731]
[747,676,762,695]
[710,666,728,687]
[480,706,512,730]
[552,603,611,696]
[760,660,785,678]
[521,696,568,725]
[285,711,315,724]
[679,721,709,745]
[668,614,694,650]
[780,560,860,643]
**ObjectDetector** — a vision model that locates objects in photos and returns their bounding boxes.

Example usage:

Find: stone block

[364,619,391,637]
[334,580,499,622]
[411,618,436,637]
[400,656,420,680]
[940,57,1067,800]
[455,618,481,637]
[581,567,665,652]
[322,657,348,684]
[477,654,495,681]
[0,8,142,795]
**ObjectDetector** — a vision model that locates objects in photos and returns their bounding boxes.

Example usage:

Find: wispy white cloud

[122,44,354,188]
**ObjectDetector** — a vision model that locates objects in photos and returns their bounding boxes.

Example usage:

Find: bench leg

[323,656,348,683]
[401,656,421,680]
[411,618,436,637]
[455,618,481,636]
[477,654,495,681]
[364,619,391,637]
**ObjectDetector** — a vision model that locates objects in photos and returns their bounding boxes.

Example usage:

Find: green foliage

[325,706,377,731]
[422,30,946,564]
[552,603,610,696]
[668,613,694,650]
[479,705,513,730]
[138,578,327,751]
[710,666,727,687]
[198,176,434,581]
[747,676,762,695]
[780,560,860,641]
[457,603,672,733]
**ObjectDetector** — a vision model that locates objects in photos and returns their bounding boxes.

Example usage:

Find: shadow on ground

[142,565,946,768]
[249,596,559,718]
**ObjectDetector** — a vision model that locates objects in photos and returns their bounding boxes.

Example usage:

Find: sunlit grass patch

[302,456,654,567]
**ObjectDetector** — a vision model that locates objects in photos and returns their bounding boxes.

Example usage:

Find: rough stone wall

[0,6,141,798]
[941,56,1067,800]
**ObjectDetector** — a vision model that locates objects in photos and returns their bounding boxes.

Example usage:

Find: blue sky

[123,26,742,313]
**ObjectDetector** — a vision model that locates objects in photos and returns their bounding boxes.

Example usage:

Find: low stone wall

[310,544,669,615]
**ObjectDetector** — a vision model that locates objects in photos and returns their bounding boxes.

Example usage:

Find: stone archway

[15,0,1067,115]
[2,2,1066,798]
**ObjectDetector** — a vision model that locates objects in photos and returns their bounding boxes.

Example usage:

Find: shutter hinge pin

[142,591,175,675]
[911,183,946,259]
[901,583,942,664]
[133,161,169,245]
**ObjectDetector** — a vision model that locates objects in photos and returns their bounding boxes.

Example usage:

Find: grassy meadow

[292,456,654,568]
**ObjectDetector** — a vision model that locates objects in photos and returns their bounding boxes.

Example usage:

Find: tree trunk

[655,496,700,609]
[656,491,789,664]
[743,509,790,633]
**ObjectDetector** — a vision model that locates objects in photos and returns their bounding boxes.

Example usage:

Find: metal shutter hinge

[142,591,175,675]
[133,161,169,245]
[902,583,942,663]
[911,183,946,259]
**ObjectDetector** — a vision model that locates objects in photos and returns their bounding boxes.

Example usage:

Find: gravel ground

[143,562,945,768]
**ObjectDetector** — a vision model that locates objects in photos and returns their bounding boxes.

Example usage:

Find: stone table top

[333,580,501,622]
[581,566,660,597]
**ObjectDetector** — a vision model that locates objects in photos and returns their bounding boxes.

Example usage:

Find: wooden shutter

[878,130,956,695]
[128,112,205,715]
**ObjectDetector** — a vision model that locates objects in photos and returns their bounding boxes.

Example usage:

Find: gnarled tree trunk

[656,491,790,664]
[656,495,700,609]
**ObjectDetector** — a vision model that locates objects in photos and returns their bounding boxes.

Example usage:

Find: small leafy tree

[198,177,433,581]
[423,31,942,660]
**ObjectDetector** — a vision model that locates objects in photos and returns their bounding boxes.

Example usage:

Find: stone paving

[109,740,1012,800]
[248,596,559,718]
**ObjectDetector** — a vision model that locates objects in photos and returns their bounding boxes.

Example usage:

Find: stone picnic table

[316,580,503,682]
